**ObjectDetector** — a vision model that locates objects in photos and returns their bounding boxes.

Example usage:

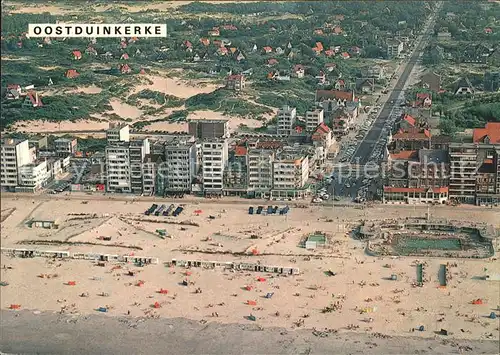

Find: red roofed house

[312,122,334,151]
[72,50,82,60]
[334,79,346,90]
[341,52,350,59]
[316,89,355,103]
[473,122,500,144]
[139,68,146,75]
[415,93,432,107]
[65,69,80,79]
[200,38,210,46]
[399,114,416,131]
[208,28,220,36]
[234,146,247,156]
[335,14,345,21]
[120,41,127,49]
[119,63,131,74]
[267,58,279,66]
[85,46,97,56]
[484,27,493,34]
[218,46,228,55]
[325,49,335,57]
[333,26,343,34]
[226,74,246,92]
[183,40,193,52]
[120,53,129,60]
[263,46,273,54]
[22,91,43,108]
[392,127,431,150]
[222,24,238,31]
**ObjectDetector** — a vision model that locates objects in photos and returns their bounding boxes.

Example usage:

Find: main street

[350,4,441,166]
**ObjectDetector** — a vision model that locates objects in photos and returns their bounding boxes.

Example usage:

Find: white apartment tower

[277,106,296,136]
[162,138,198,193]
[201,139,228,194]
[305,108,324,132]
[105,144,131,193]
[272,154,309,191]
[1,138,31,191]
[247,149,275,197]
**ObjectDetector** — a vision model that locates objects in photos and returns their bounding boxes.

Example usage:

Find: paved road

[350,9,439,166]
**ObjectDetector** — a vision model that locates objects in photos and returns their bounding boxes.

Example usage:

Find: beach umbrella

[194,209,202,215]
[66,281,76,286]
[256,277,266,282]
[153,302,161,308]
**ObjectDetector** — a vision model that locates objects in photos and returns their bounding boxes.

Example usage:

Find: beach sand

[1,195,499,348]
[1,310,498,355]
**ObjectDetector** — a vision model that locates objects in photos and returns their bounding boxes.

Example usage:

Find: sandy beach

[1,195,499,349]
[1,310,498,355]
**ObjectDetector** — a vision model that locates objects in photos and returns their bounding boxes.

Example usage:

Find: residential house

[324,49,335,57]
[333,26,342,35]
[334,79,346,90]
[218,47,229,56]
[325,63,337,72]
[316,89,355,104]
[119,64,131,74]
[271,152,309,199]
[252,44,258,52]
[72,50,82,60]
[22,91,43,109]
[200,38,210,46]
[341,52,350,60]
[454,77,475,96]
[415,93,432,108]
[65,69,80,79]
[54,138,77,157]
[276,47,284,55]
[120,41,127,49]
[484,27,493,34]
[183,40,193,52]
[356,78,375,94]
[5,84,22,100]
[350,46,361,55]
[221,24,238,31]
[208,28,220,36]
[225,74,246,92]
[120,53,129,60]
[193,54,201,62]
[311,123,335,166]
[292,64,305,78]
[236,52,246,61]
[461,44,492,64]
[397,114,417,131]
[263,46,273,54]
[437,28,452,40]
[313,42,324,55]
[267,58,279,66]
[421,71,441,92]
[315,71,328,85]
[85,46,97,56]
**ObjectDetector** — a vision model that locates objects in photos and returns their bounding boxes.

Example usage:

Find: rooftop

[418,149,449,164]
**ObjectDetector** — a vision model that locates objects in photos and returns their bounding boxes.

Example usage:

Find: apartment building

[277,106,296,136]
[54,138,77,157]
[129,139,150,194]
[247,149,275,198]
[305,108,324,133]
[106,123,130,144]
[105,144,131,193]
[161,138,198,194]
[386,39,403,59]
[271,152,309,199]
[201,139,228,194]
[188,119,229,140]
[383,149,450,204]
[1,138,31,191]
[223,145,248,196]
[17,159,50,192]
[448,143,478,203]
